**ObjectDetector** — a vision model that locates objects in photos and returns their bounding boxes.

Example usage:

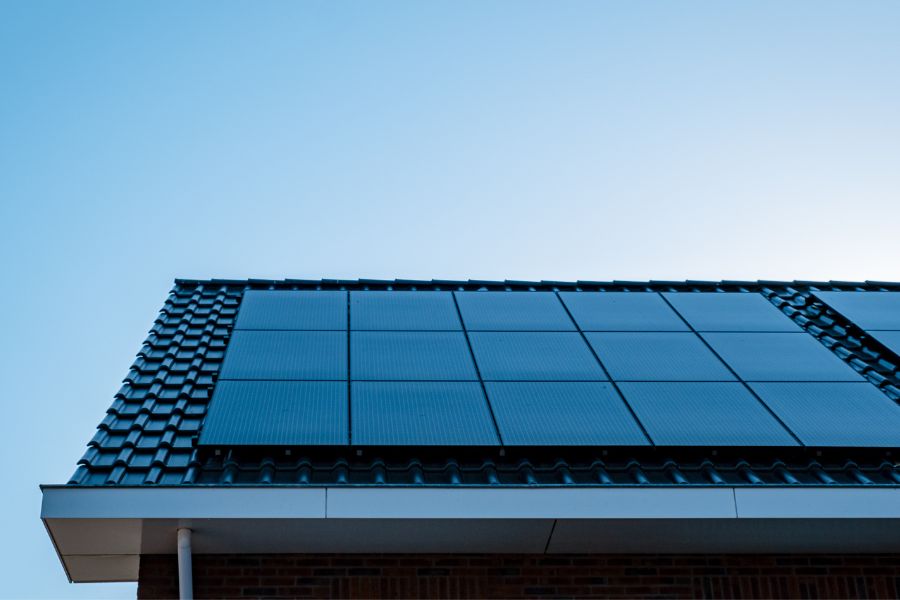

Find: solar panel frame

[584,332,736,381]
[455,291,576,331]
[350,291,462,330]
[351,382,499,446]
[484,382,649,446]
[468,332,608,381]
[219,330,347,380]
[199,380,348,446]
[235,290,347,330]
[748,382,900,447]
[662,292,801,332]
[559,292,689,331]
[617,382,799,446]
[350,332,479,381]
[701,332,865,382]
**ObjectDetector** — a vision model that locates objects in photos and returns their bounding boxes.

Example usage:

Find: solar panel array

[199,290,900,448]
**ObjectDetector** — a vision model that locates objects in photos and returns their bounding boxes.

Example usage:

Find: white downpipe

[176,528,193,600]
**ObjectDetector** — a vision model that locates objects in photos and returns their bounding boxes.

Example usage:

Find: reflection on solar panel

[484,382,648,445]
[559,292,688,331]
[468,332,607,381]
[235,290,347,330]
[199,381,348,445]
[220,330,347,380]
[350,291,461,330]
[662,292,800,332]
[455,292,575,331]
[617,382,798,446]
[748,382,900,447]
[351,382,499,445]
[701,333,863,382]
[350,332,478,380]
[584,332,735,381]
[813,291,900,330]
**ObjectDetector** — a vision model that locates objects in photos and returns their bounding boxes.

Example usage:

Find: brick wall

[138,554,900,599]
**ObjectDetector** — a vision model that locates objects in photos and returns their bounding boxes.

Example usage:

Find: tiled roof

[67,279,900,487]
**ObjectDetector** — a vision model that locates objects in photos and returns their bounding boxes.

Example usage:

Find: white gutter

[40,485,900,583]
[177,528,192,600]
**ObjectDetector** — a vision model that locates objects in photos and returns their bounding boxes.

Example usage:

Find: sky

[0,1,899,597]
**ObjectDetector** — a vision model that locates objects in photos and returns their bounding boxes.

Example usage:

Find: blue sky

[1,2,899,597]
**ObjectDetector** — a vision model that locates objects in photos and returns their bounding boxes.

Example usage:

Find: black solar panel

[813,291,900,330]
[235,290,347,330]
[199,381,348,445]
[748,382,900,447]
[701,332,864,382]
[220,330,347,380]
[455,292,575,331]
[584,332,735,381]
[663,292,800,332]
[468,332,607,381]
[617,382,798,446]
[869,330,900,357]
[350,332,478,380]
[351,382,499,445]
[484,382,649,446]
[559,292,688,331]
[350,291,461,330]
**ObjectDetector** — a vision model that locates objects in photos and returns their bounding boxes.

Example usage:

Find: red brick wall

[138,554,900,599]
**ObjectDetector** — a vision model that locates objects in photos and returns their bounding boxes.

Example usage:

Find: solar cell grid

[484,382,649,446]
[662,292,800,332]
[701,332,864,382]
[351,382,499,446]
[455,292,575,331]
[351,291,461,330]
[220,330,347,380]
[199,381,348,446]
[748,382,900,447]
[559,292,688,331]
[584,332,735,381]
[468,332,608,381]
[351,332,478,380]
[235,290,347,330]
[617,382,798,446]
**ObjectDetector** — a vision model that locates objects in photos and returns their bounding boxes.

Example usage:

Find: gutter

[40,485,900,583]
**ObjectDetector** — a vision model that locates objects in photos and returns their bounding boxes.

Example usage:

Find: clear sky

[1,2,899,597]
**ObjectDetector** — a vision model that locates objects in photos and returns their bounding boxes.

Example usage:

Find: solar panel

[701,332,864,382]
[662,292,800,332]
[749,382,900,447]
[235,290,347,330]
[350,291,461,330]
[199,381,347,445]
[468,332,607,381]
[351,332,478,380]
[351,382,499,445]
[813,291,900,330]
[484,382,649,446]
[220,330,347,380]
[559,292,688,331]
[455,292,575,331]
[584,332,735,381]
[869,330,900,357]
[617,382,798,446]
